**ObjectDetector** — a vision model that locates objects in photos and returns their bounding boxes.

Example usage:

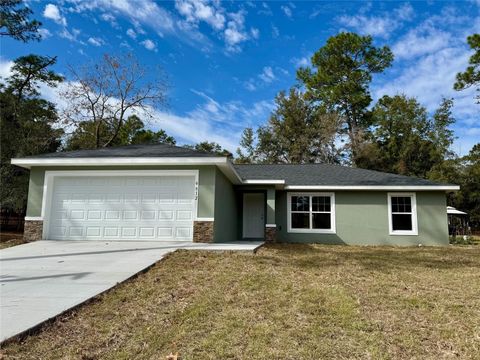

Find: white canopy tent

[447,206,469,236]
[447,206,467,215]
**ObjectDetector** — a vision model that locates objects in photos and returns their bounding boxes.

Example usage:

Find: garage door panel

[47,175,196,241]
[177,210,193,220]
[140,210,156,220]
[69,227,84,237]
[121,227,137,237]
[105,210,121,220]
[86,227,101,237]
[87,210,102,220]
[123,210,138,220]
[176,227,192,239]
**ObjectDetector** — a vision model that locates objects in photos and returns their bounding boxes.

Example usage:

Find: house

[11,143,459,246]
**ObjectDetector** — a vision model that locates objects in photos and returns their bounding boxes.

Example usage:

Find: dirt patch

[0,232,26,249]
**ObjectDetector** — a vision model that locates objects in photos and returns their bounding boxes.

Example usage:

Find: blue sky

[2,0,479,155]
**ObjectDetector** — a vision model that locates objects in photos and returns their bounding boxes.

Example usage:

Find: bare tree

[61,53,168,148]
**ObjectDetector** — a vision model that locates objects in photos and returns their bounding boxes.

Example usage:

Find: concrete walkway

[0,240,263,343]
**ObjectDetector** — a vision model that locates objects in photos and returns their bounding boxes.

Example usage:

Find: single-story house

[11,143,459,246]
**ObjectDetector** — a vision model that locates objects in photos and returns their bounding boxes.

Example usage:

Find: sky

[1,0,479,155]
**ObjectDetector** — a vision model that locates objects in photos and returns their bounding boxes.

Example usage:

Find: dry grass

[0,232,26,249]
[2,244,480,359]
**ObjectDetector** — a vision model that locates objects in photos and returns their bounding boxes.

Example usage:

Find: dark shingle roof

[24,143,224,159]
[234,164,452,186]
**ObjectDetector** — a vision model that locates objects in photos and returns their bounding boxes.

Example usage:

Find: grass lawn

[0,232,26,249]
[2,244,480,359]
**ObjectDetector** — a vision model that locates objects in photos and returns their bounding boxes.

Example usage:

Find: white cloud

[175,0,226,30]
[291,56,309,68]
[271,24,279,38]
[175,89,274,148]
[395,3,415,21]
[154,97,273,151]
[126,28,137,39]
[375,48,472,109]
[244,65,285,91]
[0,59,14,79]
[100,13,119,28]
[393,26,451,60]
[120,41,132,49]
[69,0,258,52]
[224,11,249,52]
[174,2,254,52]
[281,5,292,18]
[38,28,52,39]
[43,4,67,26]
[224,26,247,50]
[244,80,256,91]
[70,0,175,36]
[87,37,104,46]
[59,28,83,43]
[338,15,395,38]
[259,66,275,83]
[258,2,273,16]
[338,3,414,39]
[141,39,157,51]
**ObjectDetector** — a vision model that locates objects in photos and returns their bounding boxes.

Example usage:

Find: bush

[450,235,475,245]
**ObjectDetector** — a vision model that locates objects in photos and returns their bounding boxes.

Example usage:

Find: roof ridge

[233,163,455,187]
[23,142,226,159]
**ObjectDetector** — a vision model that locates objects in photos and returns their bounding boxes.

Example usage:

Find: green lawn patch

[2,244,480,359]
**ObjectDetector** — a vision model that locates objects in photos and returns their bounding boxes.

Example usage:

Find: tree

[428,144,480,227]
[1,56,63,213]
[0,0,42,42]
[454,34,480,102]
[431,97,456,160]
[185,141,232,157]
[297,32,394,164]
[66,115,176,150]
[250,88,339,164]
[61,53,168,148]
[118,115,176,146]
[236,128,257,164]
[357,95,455,178]
[6,55,63,101]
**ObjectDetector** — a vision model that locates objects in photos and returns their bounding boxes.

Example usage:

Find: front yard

[0,232,25,249]
[2,244,480,359]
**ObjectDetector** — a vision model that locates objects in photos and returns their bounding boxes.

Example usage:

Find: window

[288,193,335,233]
[388,193,418,235]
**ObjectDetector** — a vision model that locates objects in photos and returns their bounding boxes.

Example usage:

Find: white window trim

[387,192,418,236]
[287,192,336,234]
[41,170,200,240]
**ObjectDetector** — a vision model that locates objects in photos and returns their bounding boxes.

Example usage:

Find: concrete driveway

[0,240,263,342]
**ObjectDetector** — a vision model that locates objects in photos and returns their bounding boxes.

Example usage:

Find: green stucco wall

[213,168,238,242]
[25,166,216,218]
[276,191,449,246]
[266,188,276,224]
[25,166,449,246]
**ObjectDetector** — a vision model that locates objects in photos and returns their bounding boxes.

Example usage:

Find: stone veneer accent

[265,226,277,243]
[24,220,43,242]
[193,221,214,243]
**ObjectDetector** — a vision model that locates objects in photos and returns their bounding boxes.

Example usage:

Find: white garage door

[46,174,196,241]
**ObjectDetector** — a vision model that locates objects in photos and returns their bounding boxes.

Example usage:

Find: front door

[243,193,265,239]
